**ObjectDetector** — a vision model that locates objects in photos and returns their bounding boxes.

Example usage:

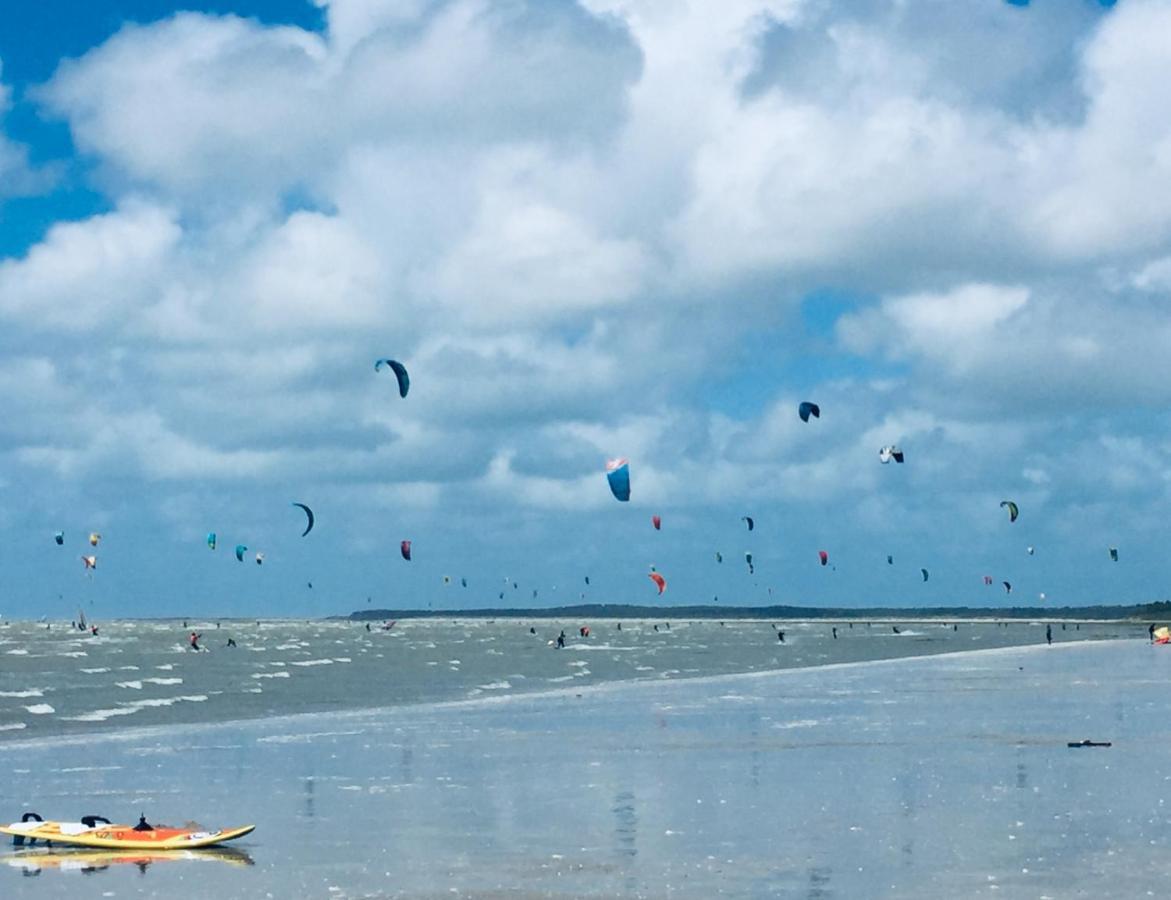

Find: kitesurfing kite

[1002,581,1012,594]
[983,575,993,585]
[1027,546,1035,556]
[818,550,829,566]
[606,458,631,502]
[745,552,754,575]
[1109,547,1119,562]
[652,515,661,531]
[798,401,820,422]
[921,568,929,582]
[54,531,64,546]
[207,532,217,550]
[879,445,905,464]
[375,359,410,398]
[648,572,666,595]
[81,555,96,571]
[255,553,264,566]
[715,552,723,563]
[887,555,894,565]
[742,516,754,531]
[235,545,247,562]
[88,533,101,547]
[1001,500,1019,522]
[400,540,412,561]
[292,502,315,537]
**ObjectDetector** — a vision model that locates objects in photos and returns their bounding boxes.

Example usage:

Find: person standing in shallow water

[1046,624,1052,646]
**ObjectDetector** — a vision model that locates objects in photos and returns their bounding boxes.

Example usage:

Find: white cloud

[0,202,181,331]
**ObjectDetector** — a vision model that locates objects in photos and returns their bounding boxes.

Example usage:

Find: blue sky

[2,0,1169,620]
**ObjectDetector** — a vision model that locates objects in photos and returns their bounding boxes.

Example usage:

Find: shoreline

[0,636,1128,753]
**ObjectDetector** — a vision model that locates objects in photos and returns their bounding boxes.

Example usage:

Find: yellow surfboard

[0,818,254,851]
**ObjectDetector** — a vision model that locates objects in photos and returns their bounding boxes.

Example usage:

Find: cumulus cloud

[7,0,1171,612]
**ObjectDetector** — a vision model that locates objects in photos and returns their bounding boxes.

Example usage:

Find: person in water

[189,631,202,651]
[1046,624,1052,645]
[226,637,237,648]
[1150,623,1157,643]
[832,627,837,640]
[556,631,565,649]
[777,630,785,643]
[90,625,99,636]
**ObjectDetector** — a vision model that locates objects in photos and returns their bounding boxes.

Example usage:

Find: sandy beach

[2,637,1167,898]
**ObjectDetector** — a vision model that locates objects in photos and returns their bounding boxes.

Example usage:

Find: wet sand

[5,638,1169,898]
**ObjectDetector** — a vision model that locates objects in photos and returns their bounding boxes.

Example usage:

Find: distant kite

[54,531,64,546]
[606,458,631,502]
[798,401,820,422]
[207,532,217,550]
[879,445,905,464]
[375,359,410,398]
[648,572,666,595]
[235,545,247,562]
[818,550,829,567]
[742,516,754,531]
[400,540,412,561]
[1109,547,1119,562]
[1001,500,1019,523]
[652,515,661,531]
[292,502,315,537]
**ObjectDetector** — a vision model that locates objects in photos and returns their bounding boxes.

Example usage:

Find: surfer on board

[189,631,202,651]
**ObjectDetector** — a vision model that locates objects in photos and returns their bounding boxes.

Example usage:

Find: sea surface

[2,636,1168,898]
[0,616,1143,744]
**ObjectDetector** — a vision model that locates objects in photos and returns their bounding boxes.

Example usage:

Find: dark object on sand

[1067,740,1112,748]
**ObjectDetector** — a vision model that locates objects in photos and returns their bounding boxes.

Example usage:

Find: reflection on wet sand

[5,846,254,876]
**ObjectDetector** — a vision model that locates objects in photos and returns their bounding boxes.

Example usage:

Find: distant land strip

[341,602,1171,622]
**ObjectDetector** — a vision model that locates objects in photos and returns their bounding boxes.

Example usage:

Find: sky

[0,0,1165,619]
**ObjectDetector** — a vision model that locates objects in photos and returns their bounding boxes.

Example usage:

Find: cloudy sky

[2,0,1165,619]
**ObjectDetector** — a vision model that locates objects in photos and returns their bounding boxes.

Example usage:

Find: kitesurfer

[226,638,237,648]
[1046,624,1052,646]
[189,631,202,651]
[365,623,371,632]
[777,630,785,643]
[132,815,153,832]
[832,627,837,640]
[90,625,99,636]
[1151,623,1157,643]
[892,626,900,634]
[556,631,566,649]
[530,627,536,634]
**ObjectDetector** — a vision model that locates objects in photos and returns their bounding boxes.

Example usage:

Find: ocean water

[0,616,1142,744]
[2,638,1169,898]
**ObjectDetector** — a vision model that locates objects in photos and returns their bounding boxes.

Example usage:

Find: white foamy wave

[156,664,174,671]
[24,704,54,715]
[477,681,512,690]
[0,722,27,732]
[80,667,110,674]
[117,681,143,690]
[0,689,44,698]
[58,651,88,658]
[251,671,290,679]
[774,719,821,730]
[62,694,209,722]
[143,677,183,686]
[5,649,28,656]
[290,659,334,667]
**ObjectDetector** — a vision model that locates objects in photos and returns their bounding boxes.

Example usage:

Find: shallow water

[0,618,1137,743]
[3,639,1170,898]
